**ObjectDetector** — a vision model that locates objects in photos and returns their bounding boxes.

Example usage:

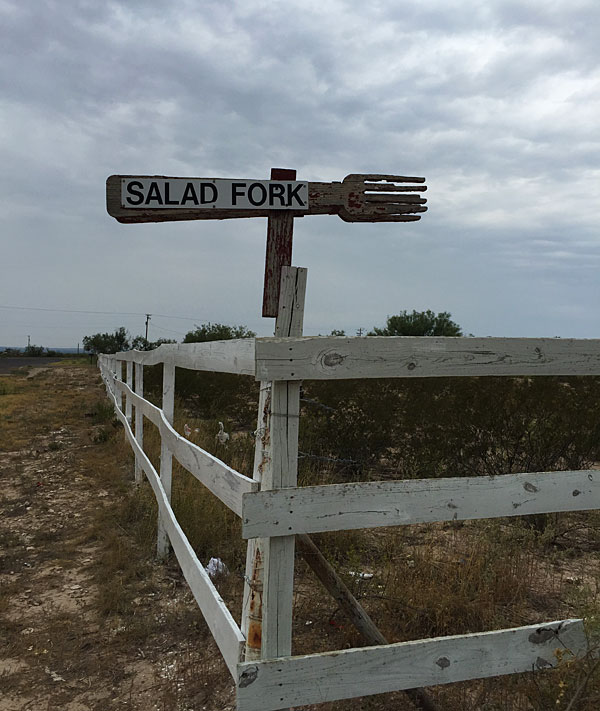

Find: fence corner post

[242,266,307,661]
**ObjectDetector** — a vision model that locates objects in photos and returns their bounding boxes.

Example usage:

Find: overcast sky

[2,0,599,347]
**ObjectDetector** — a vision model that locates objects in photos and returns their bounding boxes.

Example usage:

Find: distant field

[0,356,63,374]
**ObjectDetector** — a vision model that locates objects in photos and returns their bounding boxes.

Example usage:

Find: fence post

[114,358,123,412]
[134,361,144,485]
[242,266,307,661]
[125,361,133,425]
[241,380,271,660]
[157,360,175,559]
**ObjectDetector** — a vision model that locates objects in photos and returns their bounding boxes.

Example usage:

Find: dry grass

[3,363,600,710]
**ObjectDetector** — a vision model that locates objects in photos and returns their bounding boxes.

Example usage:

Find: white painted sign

[120,178,309,210]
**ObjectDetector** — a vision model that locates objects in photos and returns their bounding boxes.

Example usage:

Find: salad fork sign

[106,170,428,315]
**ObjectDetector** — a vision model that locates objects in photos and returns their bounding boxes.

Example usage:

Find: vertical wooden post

[242,267,307,661]
[114,358,123,411]
[107,357,113,397]
[262,267,306,658]
[262,168,296,318]
[134,361,144,485]
[241,380,271,660]
[157,360,175,558]
[125,361,133,423]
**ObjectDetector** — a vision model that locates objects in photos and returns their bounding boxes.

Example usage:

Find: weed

[0,381,15,396]
[91,399,117,424]
[92,426,111,443]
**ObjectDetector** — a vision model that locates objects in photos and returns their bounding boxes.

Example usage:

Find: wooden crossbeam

[106,173,427,224]
[237,619,587,711]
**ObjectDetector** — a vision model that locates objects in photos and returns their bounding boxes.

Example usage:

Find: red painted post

[262,168,296,318]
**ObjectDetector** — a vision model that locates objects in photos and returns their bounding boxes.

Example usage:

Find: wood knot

[239,665,259,688]
[435,656,450,669]
[529,627,557,644]
[322,352,344,367]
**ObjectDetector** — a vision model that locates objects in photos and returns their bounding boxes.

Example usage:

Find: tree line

[82,310,462,354]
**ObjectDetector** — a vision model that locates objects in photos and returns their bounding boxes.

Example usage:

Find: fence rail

[100,363,246,675]
[255,335,600,380]
[242,468,600,538]
[237,619,586,711]
[99,325,599,710]
[113,339,255,374]
[111,377,257,514]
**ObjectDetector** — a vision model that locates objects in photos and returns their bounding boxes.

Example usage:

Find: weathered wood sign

[106,173,427,224]
[119,177,309,211]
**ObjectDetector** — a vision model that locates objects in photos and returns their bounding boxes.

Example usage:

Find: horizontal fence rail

[255,336,600,380]
[100,365,246,675]
[112,378,257,515]
[237,619,587,711]
[242,469,600,538]
[114,339,256,375]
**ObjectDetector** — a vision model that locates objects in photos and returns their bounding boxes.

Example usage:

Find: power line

[0,304,205,322]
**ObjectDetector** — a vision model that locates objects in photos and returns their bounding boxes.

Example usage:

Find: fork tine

[365,194,427,204]
[340,213,422,222]
[378,205,428,214]
[344,173,426,183]
[362,184,428,192]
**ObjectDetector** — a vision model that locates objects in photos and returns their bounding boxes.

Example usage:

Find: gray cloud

[1,0,599,347]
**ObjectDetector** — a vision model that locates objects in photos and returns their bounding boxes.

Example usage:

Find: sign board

[121,178,309,211]
[106,174,427,224]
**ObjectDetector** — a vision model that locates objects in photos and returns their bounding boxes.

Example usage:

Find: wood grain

[260,267,306,660]
[237,619,586,711]
[113,340,255,375]
[262,168,296,318]
[242,469,600,538]
[157,362,175,559]
[255,336,600,381]
[107,174,427,224]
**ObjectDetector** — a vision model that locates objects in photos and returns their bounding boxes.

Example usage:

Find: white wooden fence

[99,309,600,710]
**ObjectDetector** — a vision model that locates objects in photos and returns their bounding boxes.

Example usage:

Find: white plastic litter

[183,424,191,437]
[216,421,230,445]
[205,557,229,579]
[348,571,374,580]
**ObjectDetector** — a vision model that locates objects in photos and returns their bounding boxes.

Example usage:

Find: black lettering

[200,183,218,204]
[231,182,246,205]
[125,181,144,206]
[269,183,286,206]
[181,182,199,205]
[145,181,163,205]
[287,183,306,207]
[164,182,179,205]
[247,182,267,206]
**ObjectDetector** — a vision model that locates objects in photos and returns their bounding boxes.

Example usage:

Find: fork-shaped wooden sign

[106,173,427,224]
[106,169,428,316]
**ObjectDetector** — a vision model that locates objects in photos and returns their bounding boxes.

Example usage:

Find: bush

[299,376,600,483]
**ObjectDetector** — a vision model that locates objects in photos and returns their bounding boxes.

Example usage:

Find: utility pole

[145,314,151,341]
[27,335,31,350]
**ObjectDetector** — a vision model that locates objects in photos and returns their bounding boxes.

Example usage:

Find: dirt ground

[3,362,599,711]
[0,363,235,711]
